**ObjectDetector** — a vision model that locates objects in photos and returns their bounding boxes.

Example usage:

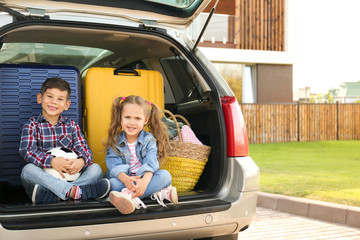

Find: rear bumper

[0,157,259,240]
[0,195,256,240]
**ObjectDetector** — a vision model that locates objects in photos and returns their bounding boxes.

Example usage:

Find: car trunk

[0,20,227,226]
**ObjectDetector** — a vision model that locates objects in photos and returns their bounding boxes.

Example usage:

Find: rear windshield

[0,43,113,71]
[148,0,195,8]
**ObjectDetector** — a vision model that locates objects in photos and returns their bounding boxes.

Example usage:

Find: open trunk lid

[0,0,212,29]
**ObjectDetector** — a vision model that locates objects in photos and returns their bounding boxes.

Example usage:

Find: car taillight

[221,96,249,157]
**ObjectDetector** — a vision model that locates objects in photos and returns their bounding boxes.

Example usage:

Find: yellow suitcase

[83,68,164,173]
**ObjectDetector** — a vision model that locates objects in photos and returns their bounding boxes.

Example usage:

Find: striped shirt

[128,142,143,175]
[19,114,93,168]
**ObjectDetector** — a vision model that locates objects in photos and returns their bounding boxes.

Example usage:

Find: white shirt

[128,142,142,175]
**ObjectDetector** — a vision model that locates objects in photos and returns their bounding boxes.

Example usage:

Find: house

[187,0,296,104]
[333,82,360,103]
[294,86,311,102]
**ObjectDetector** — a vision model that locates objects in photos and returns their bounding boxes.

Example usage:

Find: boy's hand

[66,158,85,175]
[50,157,71,178]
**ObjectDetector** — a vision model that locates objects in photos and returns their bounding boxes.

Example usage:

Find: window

[161,56,203,104]
[185,13,235,46]
[148,0,195,8]
[0,43,113,71]
[212,63,256,103]
[242,66,256,103]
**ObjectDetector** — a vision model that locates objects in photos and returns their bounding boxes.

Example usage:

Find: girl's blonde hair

[105,95,168,162]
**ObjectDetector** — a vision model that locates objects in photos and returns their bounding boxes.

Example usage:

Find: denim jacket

[105,130,159,178]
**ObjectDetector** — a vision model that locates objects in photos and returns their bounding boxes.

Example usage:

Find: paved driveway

[239,207,360,239]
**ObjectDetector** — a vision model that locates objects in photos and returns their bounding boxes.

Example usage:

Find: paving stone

[257,192,360,228]
[239,208,360,239]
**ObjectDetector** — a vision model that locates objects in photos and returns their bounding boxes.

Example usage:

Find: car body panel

[0,0,260,239]
[0,0,212,28]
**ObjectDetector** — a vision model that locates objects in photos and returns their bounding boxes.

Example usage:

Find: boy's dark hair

[40,77,71,100]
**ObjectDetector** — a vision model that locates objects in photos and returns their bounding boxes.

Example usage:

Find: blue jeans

[105,169,172,199]
[21,163,103,200]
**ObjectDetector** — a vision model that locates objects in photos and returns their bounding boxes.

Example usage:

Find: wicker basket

[160,110,211,193]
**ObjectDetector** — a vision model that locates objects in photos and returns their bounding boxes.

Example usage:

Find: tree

[316,94,323,103]
[324,90,334,103]
[309,95,315,103]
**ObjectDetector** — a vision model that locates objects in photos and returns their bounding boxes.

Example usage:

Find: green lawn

[249,140,360,207]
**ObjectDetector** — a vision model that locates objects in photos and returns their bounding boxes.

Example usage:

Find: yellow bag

[161,110,211,193]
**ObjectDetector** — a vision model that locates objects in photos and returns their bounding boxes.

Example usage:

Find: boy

[19,77,110,204]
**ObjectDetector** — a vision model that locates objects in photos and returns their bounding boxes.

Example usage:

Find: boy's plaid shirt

[19,114,93,168]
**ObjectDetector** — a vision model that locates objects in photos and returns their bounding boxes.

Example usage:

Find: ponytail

[147,102,169,162]
[104,96,124,154]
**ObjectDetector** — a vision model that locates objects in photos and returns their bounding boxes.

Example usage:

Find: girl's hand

[50,157,71,178]
[132,172,153,198]
[127,176,140,192]
[118,173,137,192]
[132,178,148,198]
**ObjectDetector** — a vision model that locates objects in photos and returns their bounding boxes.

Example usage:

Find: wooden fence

[240,103,360,144]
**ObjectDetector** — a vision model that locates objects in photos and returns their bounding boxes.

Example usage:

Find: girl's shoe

[109,189,147,214]
[151,185,178,207]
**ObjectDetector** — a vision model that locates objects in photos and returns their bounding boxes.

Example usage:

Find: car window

[0,43,113,71]
[161,55,203,104]
[148,0,195,8]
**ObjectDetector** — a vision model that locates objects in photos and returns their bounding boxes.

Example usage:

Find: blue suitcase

[0,64,82,188]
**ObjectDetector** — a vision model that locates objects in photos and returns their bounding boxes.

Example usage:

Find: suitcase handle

[113,69,140,76]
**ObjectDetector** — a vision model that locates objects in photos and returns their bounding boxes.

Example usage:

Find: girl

[104,95,178,214]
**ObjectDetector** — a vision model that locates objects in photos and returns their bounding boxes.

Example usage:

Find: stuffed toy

[43,147,80,182]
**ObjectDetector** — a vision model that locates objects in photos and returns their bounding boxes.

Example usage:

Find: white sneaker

[151,185,178,207]
[109,189,147,214]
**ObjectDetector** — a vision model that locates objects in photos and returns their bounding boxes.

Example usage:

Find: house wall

[203,0,235,15]
[203,0,285,51]
[199,0,296,104]
[256,64,293,103]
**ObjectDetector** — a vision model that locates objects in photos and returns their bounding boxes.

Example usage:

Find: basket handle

[173,114,191,128]
[163,109,186,142]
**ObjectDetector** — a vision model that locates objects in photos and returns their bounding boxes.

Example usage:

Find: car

[0,0,259,239]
